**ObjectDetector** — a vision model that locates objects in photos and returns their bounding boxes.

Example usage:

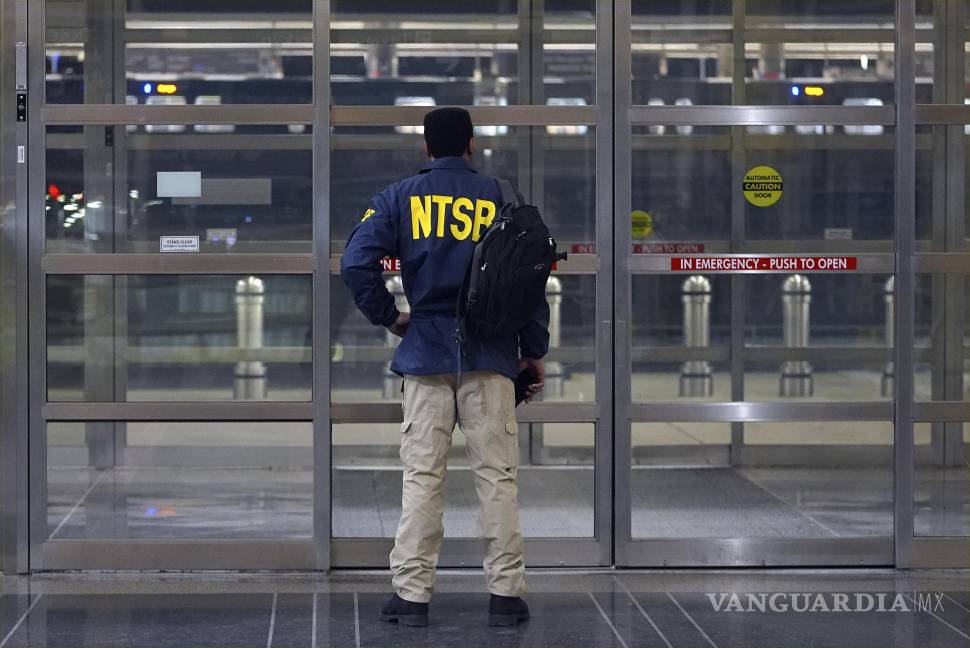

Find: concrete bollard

[383,275,410,399]
[234,276,267,400]
[679,275,714,397]
[779,274,813,397]
[544,276,564,399]
[881,276,895,397]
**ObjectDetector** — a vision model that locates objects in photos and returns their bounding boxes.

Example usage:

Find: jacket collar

[420,156,477,173]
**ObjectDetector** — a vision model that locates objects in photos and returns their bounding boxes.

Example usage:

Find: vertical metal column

[544,276,564,399]
[942,0,966,467]
[928,0,948,466]
[0,0,30,574]
[312,0,333,570]
[728,0,747,464]
[382,275,408,399]
[592,0,616,566]
[612,0,633,565]
[81,1,117,470]
[110,0,129,467]
[779,275,813,397]
[679,276,713,397]
[882,276,895,397]
[518,0,540,462]
[234,277,268,400]
[27,0,49,568]
[894,0,917,567]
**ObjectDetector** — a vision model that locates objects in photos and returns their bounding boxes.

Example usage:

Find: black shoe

[380,593,429,627]
[488,594,530,626]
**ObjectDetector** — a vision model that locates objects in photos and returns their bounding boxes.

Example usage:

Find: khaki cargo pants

[390,371,525,604]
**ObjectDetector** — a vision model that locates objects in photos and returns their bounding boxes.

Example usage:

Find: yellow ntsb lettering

[410,195,433,239]
[410,195,496,242]
[431,195,453,238]
[472,199,496,242]
[450,197,474,240]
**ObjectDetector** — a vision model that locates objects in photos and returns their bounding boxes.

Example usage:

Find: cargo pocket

[399,420,413,469]
[505,421,520,469]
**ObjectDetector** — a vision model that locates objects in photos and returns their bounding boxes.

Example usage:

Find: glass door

[33,0,320,569]
[614,0,897,566]
[326,0,614,568]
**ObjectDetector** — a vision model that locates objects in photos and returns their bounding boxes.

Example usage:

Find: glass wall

[46,1,314,105]
[45,125,313,254]
[47,421,312,540]
[2,0,964,571]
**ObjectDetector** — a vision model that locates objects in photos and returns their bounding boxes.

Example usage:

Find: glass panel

[631,1,895,106]
[631,126,732,243]
[914,422,970,537]
[47,275,312,402]
[742,129,895,242]
[331,272,594,403]
[631,421,893,538]
[913,0,970,104]
[331,125,595,247]
[744,274,893,402]
[47,421,312,539]
[331,125,595,401]
[914,274,970,402]
[330,1,596,106]
[632,274,893,404]
[630,125,895,246]
[631,275,732,403]
[631,1,733,106]
[333,422,594,538]
[914,0,933,102]
[45,125,312,254]
[915,125,970,246]
[46,1,313,104]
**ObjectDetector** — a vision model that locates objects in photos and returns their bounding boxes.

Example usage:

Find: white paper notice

[157,171,202,198]
[160,235,200,253]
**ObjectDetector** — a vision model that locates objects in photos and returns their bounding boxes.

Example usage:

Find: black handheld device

[514,367,536,406]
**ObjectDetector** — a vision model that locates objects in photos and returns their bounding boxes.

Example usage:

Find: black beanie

[423,107,474,158]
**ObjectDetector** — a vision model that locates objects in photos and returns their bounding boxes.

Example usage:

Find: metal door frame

[612,0,963,569]
[26,0,321,570]
[326,0,615,568]
[0,0,30,575]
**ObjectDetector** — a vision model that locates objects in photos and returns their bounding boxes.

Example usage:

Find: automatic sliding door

[616,0,897,566]
[328,121,607,566]
[326,0,612,567]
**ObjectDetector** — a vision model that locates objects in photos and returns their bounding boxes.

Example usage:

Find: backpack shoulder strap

[495,178,524,208]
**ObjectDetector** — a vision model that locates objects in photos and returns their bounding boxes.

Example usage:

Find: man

[341,107,548,628]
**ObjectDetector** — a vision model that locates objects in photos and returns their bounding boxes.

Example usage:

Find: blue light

[791,86,800,97]
[146,507,157,516]
[143,82,153,95]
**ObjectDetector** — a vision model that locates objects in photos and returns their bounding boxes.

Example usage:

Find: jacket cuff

[519,342,547,359]
[380,307,400,328]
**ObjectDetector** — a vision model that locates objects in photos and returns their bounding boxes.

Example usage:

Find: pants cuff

[395,588,432,604]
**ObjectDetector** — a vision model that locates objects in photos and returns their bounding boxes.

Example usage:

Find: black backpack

[455,179,567,342]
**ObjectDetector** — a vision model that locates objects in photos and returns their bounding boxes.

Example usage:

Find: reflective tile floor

[1,571,968,647]
[45,466,969,540]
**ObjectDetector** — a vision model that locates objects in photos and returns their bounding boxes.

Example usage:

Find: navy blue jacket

[341,156,550,379]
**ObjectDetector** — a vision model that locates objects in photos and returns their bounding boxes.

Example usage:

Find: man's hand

[387,312,410,338]
[519,357,545,402]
